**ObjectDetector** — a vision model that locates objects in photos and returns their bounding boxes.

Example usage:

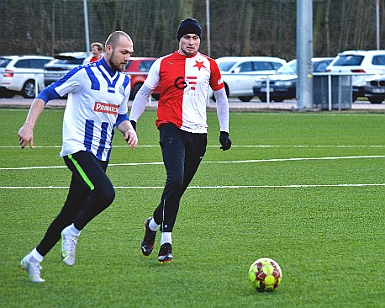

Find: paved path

[1,97,385,112]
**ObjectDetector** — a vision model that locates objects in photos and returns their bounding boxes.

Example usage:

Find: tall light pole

[376,0,380,50]
[83,0,90,54]
[296,0,313,109]
[206,0,211,57]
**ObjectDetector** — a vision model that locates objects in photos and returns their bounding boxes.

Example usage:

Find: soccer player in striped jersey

[18,31,138,282]
[130,18,231,263]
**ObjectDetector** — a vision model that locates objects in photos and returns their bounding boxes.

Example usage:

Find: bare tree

[240,0,255,56]
[178,0,194,20]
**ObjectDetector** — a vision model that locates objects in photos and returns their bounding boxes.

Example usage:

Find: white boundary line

[2,183,384,189]
[1,144,385,149]
[1,155,384,170]
[1,155,384,189]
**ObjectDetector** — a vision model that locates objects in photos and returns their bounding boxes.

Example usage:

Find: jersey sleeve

[208,58,224,91]
[143,57,162,90]
[50,66,84,97]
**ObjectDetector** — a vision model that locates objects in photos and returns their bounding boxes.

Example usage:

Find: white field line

[2,183,385,189]
[1,155,384,171]
[1,155,384,189]
[1,144,385,149]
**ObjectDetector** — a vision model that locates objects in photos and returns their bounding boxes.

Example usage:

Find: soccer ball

[248,258,282,292]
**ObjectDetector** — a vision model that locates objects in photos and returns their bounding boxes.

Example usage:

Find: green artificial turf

[0,108,384,307]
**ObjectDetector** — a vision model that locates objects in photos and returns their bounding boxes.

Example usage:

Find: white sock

[29,248,43,263]
[161,232,172,245]
[149,219,159,232]
[66,223,81,236]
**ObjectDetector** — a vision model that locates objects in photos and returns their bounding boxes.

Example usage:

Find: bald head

[103,31,133,72]
[105,31,133,50]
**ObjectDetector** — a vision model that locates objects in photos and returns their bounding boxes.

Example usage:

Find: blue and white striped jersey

[39,58,130,161]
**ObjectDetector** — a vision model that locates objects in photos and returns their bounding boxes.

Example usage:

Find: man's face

[179,34,200,56]
[91,46,101,57]
[106,37,133,72]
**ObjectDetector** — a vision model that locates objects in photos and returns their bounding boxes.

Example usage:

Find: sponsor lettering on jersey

[174,76,188,90]
[94,102,119,114]
[186,76,197,90]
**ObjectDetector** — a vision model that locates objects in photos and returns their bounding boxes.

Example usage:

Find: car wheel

[151,94,160,100]
[0,88,15,98]
[238,96,253,102]
[368,98,384,104]
[273,98,284,102]
[21,80,36,98]
[130,83,142,100]
[352,93,359,102]
[258,95,267,102]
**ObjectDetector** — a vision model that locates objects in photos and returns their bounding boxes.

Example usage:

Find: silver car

[0,55,53,98]
[44,52,88,87]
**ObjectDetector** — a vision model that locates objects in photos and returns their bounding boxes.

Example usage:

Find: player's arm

[18,98,45,149]
[129,58,161,130]
[129,84,153,126]
[209,57,231,151]
[117,115,138,149]
[17,81,64,149]
[18,98,46,149]
[213,87,232,151]
[213,87,229,133]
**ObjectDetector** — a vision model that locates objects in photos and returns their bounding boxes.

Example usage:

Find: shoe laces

[30,263,42,278]
[65,235,78,254]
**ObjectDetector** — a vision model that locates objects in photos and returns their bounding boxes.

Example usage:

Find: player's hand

[219,131,231,151]
[124,128,138,149]
[18,125,34,149]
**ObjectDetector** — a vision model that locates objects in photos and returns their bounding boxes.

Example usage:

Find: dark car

[44,52,88,87]
[364,75,385,104]
[253,58,334,102]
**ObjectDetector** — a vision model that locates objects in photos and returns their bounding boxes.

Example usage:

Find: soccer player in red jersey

[130,18,231,263]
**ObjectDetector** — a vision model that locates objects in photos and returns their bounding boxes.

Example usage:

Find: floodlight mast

[206,0,211,57]
[296,0,313,110]
[376,0,380,50]
[83,0,90,55]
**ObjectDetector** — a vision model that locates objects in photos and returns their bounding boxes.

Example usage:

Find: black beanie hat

[176,18,202,41]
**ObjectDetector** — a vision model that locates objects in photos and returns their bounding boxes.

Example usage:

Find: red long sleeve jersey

[144,51,224,133]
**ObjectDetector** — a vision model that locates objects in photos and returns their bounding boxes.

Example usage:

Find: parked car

[253,57,334,102]
[44,52,88,87]
[0,55,53,98]
[364,74,385,104]
[213,56,287,102]
[326,50,385,101]
[123,57,161,100]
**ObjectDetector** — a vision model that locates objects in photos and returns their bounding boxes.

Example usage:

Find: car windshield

[218,61,237,72]
[277,61,297,74]
[0,58,11,68]
[57,58,84,65]
[125,60,155,71]
[332,55,364,66]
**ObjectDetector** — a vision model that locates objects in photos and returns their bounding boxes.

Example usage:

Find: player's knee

[95,185,115,206]
[167,175,184,190]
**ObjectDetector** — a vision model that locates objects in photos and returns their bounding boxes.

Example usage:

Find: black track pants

[153,124,207,232]
[36,151,114,256]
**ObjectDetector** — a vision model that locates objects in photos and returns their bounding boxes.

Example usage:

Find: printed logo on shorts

[94,102,119,114]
